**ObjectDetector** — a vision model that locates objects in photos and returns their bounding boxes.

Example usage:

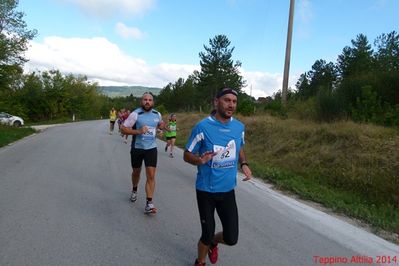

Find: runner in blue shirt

[121,92,165,214]
[184,88,252,266]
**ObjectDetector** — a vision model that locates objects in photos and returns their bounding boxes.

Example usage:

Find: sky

[18,0,399,98]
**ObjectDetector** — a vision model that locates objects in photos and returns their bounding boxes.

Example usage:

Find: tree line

[1,0,398,127]
[287,31,399,126]
[0,0,133,121]
[157,32,399,127]
[1,67,139,121]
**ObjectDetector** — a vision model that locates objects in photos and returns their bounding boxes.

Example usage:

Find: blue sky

[19,0,399,98]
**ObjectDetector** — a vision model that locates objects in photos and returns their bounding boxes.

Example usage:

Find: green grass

[26,117,80,126]
[0,125,36,148]
[168,112,399,240]
[252,163,399,235]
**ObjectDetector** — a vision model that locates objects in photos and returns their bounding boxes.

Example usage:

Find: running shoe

[130,191,137,202]
[164,145,168,152]
[194,259,206,266]
[169,153,174,158]
[208,243,218,264]
[144,202,157,214]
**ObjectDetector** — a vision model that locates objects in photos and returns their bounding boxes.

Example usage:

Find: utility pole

[282,0,295,106]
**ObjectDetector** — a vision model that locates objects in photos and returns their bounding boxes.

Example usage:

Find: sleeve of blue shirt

[185,122,203,155]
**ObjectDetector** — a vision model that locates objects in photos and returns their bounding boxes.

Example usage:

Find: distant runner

[164,113,177,158]
[121,109,130,143]
[109,107,117,134]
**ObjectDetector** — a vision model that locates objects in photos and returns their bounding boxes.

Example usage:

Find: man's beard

[220,112,232,119]
[142,104,152,111]
[218,107,234,119]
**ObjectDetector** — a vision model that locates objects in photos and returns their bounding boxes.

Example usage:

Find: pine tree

[197,35,245,107]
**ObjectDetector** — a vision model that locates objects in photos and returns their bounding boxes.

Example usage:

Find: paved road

[0,120,398,266]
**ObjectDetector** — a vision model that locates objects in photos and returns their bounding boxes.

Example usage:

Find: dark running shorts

[196,189,238,246]
[166,136,176,140]
[130,147,158,168]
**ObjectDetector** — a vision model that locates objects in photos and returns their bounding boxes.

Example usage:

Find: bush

[351,85,382,123]
[155,104,167,116]
[263,99,287,118]
[315,87,344,122]
[382,104,399,127]
[237,99,255,116]
[350,85,399,127]
[286,98,316,120]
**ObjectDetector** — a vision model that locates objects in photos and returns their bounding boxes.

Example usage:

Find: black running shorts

[130,147,158,168]
[196,189,239,246]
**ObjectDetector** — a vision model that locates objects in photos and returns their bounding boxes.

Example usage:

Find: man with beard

[121,92,165,214]
[183,88,252,266]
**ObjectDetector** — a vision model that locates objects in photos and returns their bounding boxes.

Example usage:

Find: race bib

[169,125,176,131]
[142,126,156,141]
[211,140,236,168]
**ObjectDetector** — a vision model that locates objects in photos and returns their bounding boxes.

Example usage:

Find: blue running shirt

[123,108,162,150]
[185,116,245,192]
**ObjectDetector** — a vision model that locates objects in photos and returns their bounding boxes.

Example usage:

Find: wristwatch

[240,162,249,169]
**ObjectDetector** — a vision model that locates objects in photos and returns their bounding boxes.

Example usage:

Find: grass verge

[0,125,36,148]
[252,163,399,240]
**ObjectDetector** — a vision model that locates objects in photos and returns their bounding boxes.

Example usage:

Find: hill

[97,86,162,98]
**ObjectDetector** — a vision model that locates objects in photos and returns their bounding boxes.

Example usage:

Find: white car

[0,112,24,127]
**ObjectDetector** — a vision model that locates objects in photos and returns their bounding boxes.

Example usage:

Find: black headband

[216,88,238,98]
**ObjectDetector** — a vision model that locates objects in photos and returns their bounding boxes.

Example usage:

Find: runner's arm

[157,113,165,130]
[239,147,252,181]
[183,150,215,166]
[121,112,148,135]
[156,116,165,136]
[121,125,147,136]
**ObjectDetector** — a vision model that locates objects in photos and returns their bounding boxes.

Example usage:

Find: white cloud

[115,22,145,39]
[297,0,313,23]
[60,0,155,18]
[24,36,196,88]
[370,0,389,10]
[24,36,288,98]
[296,0,313,39]
[241,70,297,98]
